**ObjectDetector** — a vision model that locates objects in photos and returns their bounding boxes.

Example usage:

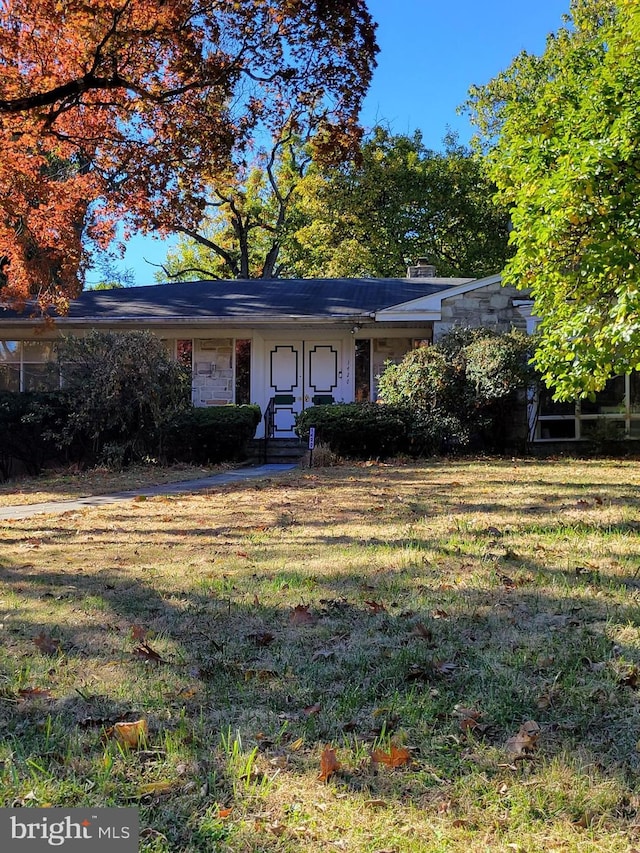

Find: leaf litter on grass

[2,459,640,851]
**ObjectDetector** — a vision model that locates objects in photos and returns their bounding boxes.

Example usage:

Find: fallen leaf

[289,604,317,626]
[617,665,639,688]
[303,703,321,717]
[432,609,449,619]
[435,660,457,677]
[505,720,541,756]
[365,600,387,613]
[133,642,168,664]
[371,744,411,768]
[130,624,147,642]
[218,807,233,819]
[18,688,54,701]
[107,719,148,749]
[453,705,481,721]
[318,746,340,782]
[248,631,275,647]
[411,622,433,641]
[32,631,61,656]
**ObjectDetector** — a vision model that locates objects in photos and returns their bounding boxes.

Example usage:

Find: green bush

[377,327,533,453]
[55,330,191,466]
[296,403,408,460]
[164,405,261,464]
[0,390,71,479]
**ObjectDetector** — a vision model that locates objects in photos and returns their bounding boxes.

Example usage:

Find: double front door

[268,341,341,436]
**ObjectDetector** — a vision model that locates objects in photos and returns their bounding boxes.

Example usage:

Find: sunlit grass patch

[1,458,640,850]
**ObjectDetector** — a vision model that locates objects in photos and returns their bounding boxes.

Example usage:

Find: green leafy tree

[285,127,512,278]
[160,132,312,280]
[55,331,190,467]
[466,0,640,399]
[162,127,511,281]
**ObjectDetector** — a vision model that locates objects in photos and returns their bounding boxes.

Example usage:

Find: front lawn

[1,459,639,851]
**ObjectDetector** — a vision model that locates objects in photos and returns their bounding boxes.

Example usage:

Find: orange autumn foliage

[0,1,377,311]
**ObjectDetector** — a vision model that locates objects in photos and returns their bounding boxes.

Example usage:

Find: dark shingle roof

[2,277,472,323]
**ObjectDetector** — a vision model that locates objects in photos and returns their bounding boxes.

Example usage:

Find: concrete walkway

[0,463,298,521]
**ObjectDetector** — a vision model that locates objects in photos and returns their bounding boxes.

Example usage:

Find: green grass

[1,458,640,851]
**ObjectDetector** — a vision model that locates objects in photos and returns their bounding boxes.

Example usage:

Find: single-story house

[1,262,638,443]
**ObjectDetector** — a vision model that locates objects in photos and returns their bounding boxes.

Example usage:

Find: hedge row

[164,405,261,465]
[295,403,413,459]
[0,390,261,480]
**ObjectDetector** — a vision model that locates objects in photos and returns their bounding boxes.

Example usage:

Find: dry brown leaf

[432,609,450,619]
[617,665,639,688]
[130,624,147,642]
[411,622,433,641]
[318,746,340,782]
[133,642,168,664]
[371,744,411,768]
[505,720,541,756]
[107,718,148,749]
[289,604,317,626]
[18,688,54,701]
[32,631,61,655]
[248,631,275,647]
[303,703,321,717]
[365,600,387,613]
[218,807,233,819]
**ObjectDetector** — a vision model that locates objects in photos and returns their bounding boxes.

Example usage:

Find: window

[354,339,371,402]
[0,340,20,391]
[535,374,640,441]
[235,339,251,404]
[23,341,58,391]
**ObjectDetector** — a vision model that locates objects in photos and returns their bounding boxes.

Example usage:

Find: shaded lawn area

[1,458,640,852]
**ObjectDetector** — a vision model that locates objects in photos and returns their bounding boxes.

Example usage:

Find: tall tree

[161,131,313,280]
[285,127,511,278]
[467,0,640,399]
[163,126,511,280]
[0,0,377,310]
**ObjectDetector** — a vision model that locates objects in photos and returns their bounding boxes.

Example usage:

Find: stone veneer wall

[434,281,525,339]
[192,338,234,406]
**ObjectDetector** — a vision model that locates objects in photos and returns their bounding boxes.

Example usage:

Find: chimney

[407,258,436,278]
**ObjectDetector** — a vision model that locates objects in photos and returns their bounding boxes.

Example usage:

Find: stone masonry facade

[192,338,234,406]
[434,281,526,339]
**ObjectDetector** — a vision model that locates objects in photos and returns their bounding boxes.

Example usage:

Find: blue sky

[109,0,570,287]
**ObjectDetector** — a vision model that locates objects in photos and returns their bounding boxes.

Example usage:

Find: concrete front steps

[248,437,307,465]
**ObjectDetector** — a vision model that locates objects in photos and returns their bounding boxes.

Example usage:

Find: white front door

[268,340,342,437]
[269,342,303,436]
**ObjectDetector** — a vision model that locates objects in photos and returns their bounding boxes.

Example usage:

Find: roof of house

[1,276,474,325]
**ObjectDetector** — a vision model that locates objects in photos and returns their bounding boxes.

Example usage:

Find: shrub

[0,390,71,479]
[164,405,261,464]
[296,403,408,459]
[377,327,533,454]
[55,330,191,467]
